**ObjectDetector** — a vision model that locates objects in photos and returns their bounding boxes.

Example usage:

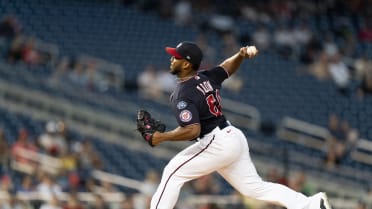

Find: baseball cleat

[319,192,332,209]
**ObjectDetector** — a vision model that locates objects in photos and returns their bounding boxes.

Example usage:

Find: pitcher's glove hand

[137,110,166,147]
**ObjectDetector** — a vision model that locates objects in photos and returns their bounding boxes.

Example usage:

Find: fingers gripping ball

[245,46,258,58]
[136,110,166,147]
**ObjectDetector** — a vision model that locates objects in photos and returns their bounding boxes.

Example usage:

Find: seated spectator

[88,194,110,209]
[325,114,358,168]
[0,128,10,174]
[173,0,192,26]
[358,18,372,42]
[140,169,160,196]
[273,24,295,59]
[288,171,314,196]
[156,68,177,94]
[11,128,38,173]
[50,56,72,82]
[95,180,119,194]
[36,172,63,201]
[328,53,351,94]
[21,37,40,65]
[195,33,216,68]
[265,168,288,186]
[354,55,372,100]
[190,174,220,195]
[252,24,271,52]
[6,35,24,64]
[38,121,68,156]
[63,193,85,209]
[75,139,103,172]
[137,65,163,99]
[0,174,14,192]
[0,193,30,209]
[40,195,63,209]
[16,175,35,193]
[222,32,239,57]
[222,73,244,93]
[119,195,134,209]
[0,15,22,40]
[307,52,330,81]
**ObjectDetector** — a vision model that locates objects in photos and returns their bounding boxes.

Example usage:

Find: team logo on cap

[177,101,187,109]
[179,110,192,122]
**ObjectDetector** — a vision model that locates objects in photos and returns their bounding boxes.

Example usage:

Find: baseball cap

[165,41,203,70]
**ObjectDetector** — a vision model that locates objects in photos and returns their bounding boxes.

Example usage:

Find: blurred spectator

[135,169,160,209]
[36,172,63,201]
[306,52,330,81]
[39,195,63,209]
[0,15,22,40]
[83,178,98,193]
[119,195,135,209]
[221,74,243,93]
[140,169,160,196]
[358,18,372,42]
[195,33,216,68]
[323,33,339,60]
[251,24,271,52]
[88,194,109,209]
[96,180,118,193]
[354,55,372,100]
[208,15,235,35]
[11,129,38,173]
[0,129,10,174]
[198,203,222,209]
[6,35,24,64]
[0,194,31,209]
[0,174,14,192]
[50,56,72,82]
[21,37,43,66]
[16,175,34,193]
[156,68,177,95]
[68,62,89,88]
[299,37,323,65]
[190,174,220,195]
[288,171,314,196]
[355,200,367,209]
[76,139,103,172]
[293,22,313,47]
[63,193,85,209]
[38,121,68,156]
[137,65,163,99]
[273,25,295,59]
[325,113,358,168]
[328,53,351,94]
[265,168,288,186]
[173,0,192,26]
[84,61,103,92]
[60,151,78,172]
[221,32,239,57]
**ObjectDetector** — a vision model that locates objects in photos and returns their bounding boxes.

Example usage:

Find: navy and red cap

[165,41,203,70]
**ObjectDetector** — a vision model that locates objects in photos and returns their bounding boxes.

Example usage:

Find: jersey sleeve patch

[179,110,192,122]
[177,101,187,109]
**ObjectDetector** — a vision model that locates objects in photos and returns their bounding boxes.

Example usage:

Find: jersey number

[206,90,222,117]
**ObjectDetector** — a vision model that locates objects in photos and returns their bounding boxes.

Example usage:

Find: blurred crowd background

[0,0,372,209]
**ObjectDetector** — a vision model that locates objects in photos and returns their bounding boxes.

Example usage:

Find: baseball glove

[136,109,166,147]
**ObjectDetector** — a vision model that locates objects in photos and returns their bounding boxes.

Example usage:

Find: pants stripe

[155,135,215,209]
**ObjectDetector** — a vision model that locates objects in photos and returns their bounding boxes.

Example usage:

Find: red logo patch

[179,110,192,122]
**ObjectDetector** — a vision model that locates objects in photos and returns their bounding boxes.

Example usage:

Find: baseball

[246,46,258,56]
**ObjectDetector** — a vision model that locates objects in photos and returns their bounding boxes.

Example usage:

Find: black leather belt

[218,120,230,130]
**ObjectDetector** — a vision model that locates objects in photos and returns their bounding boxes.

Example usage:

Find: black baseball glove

[136,109,166,147]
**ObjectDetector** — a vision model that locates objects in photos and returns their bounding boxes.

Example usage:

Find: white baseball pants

[150,125,312,209]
